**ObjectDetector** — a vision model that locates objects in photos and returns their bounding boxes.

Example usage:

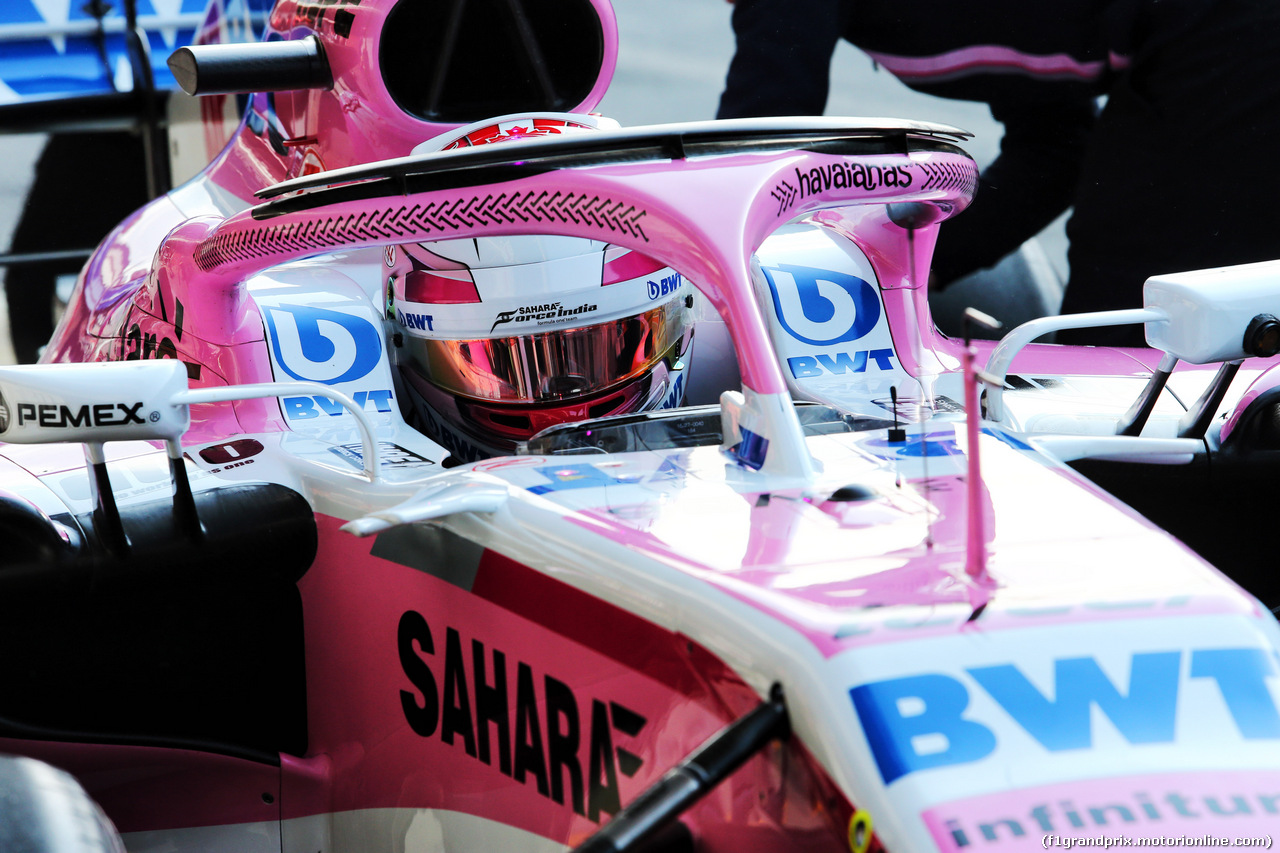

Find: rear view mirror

[0,361,190,444]
[0,360,384,551]
[985,259,1280,426]
[1143,259,1280,364]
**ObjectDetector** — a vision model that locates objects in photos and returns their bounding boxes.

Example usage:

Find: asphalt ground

[0,0,1059,365]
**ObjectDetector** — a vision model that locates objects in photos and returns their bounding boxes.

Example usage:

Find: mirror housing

[0,361,190,444]
[1143,259,1280,363]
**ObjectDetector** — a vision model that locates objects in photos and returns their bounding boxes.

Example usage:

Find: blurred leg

[717,0,847,118]
[4,132,149,362]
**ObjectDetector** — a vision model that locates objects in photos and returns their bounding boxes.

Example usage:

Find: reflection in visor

[406,301,690,403]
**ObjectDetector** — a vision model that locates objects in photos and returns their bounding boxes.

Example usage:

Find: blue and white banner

[0,0,269,104]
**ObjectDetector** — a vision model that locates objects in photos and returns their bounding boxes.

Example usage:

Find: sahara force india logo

[490,301,598,334]
[398,610,647,823]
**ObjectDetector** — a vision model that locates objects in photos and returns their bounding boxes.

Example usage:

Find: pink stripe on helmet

[602,248,670,285]
[404,269,481,304]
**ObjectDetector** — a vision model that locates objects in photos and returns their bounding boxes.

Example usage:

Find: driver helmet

[389,113,695,463]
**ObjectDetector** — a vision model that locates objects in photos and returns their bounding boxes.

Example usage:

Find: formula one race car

[2,0,1280,851]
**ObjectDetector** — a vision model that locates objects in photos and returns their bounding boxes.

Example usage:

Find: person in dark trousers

[719,0,1280,346]
[4,132,150,363]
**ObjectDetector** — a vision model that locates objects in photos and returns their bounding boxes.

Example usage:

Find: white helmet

[389,114,695,462]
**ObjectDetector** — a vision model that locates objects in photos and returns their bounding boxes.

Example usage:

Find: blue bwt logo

[265,303,383,385]
[648,273,682,300]
[762,264,881,346]
[788,349,895,378]
[850,648,1280,785]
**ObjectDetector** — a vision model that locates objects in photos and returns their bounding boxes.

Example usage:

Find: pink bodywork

[11,0,1280,850]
